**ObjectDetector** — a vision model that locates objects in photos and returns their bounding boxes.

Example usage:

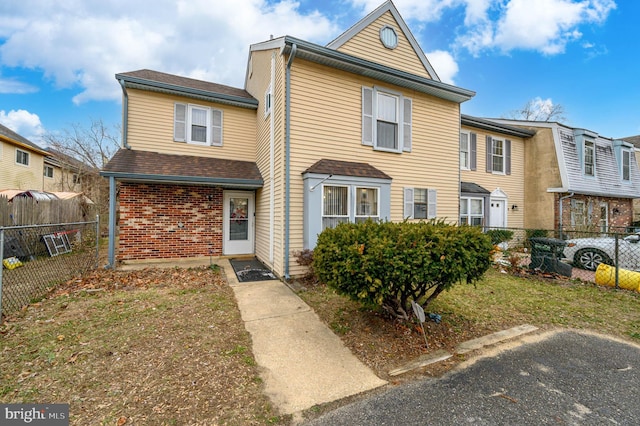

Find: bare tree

[43,119,120,170]
[43,119,121,228]
[506,97,567,122]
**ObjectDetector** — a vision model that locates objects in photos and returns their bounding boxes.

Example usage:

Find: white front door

[489,199,505,228]
[223,191,254,255]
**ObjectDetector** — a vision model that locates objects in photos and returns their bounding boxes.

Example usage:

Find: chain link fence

[488,227,640,291]
[1,218,99,319]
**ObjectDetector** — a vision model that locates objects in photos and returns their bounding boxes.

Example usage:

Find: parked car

[563,233,640,271]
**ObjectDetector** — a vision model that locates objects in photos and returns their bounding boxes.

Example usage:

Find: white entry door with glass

[223,191,254,255]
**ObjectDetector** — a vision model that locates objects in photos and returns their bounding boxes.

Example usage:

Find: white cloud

[426,50,459,84]
[0,109,46,143]
[0,76,37,94]
[458,0,616,56]
[0,0,338,104]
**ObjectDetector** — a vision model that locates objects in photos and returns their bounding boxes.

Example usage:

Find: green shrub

[312,220,493,319]
[485,229,514,246]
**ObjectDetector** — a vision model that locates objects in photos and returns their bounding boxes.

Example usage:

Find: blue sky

[1,0,637,147]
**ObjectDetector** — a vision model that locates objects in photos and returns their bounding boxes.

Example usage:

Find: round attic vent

[380,26,398,49]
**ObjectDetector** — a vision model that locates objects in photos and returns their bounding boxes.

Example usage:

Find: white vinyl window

[264,84,272,118]
[16,149,29,166]
[322,185,379,229]
[460,197,484,226]
[174,103,223,146]
[376,92,398,150]
[460,131,470,169]
[362,86,411,153]
[584,140,595,176]
[492,139,504,173]
[404,187,437,219]
[322,185,349,230]
[44,165,54,178]
[622,149,631,181]
[355,187,379,223]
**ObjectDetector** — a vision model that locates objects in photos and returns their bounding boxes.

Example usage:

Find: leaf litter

[0,266,283,425]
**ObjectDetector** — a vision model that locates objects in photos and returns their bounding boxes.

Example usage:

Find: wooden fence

[0,196,95,227]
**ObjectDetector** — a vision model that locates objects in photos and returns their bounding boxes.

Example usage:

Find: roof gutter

[118,79,132,149]
[284,43,297,280]
[99,171,263,188]
[281,37,474,104]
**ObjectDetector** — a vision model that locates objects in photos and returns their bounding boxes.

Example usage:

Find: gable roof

[326,0,440,82]
[0,123,48,155]
[250,35,474,104]
[117,69,258,109]
[101,149,263,188]
[303,159,392,180]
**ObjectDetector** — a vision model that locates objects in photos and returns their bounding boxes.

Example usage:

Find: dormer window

[622,149,631,181]
[584,140,595,176]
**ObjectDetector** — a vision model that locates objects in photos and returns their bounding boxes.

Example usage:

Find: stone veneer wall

[118,183,223,261]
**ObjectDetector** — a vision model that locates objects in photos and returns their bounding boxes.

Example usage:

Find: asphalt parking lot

[306,330,640,425]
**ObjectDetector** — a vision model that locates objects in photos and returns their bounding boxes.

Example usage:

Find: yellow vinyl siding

[0,141,46,191]
[285,59,460,275]
[126,89,257,161]
[246,48,286,272]
[335,11,432,79]
[460,125,527,229]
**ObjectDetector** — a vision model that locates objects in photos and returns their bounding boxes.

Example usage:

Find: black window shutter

[486,135,492,173]
[505,139,511,175]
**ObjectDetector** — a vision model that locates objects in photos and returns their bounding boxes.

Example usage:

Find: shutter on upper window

[485,135,492,173]
[470,133,477,171]
[404,187,414,219]
[402,97,412,152]
[362,87,374,146]
[505,139,511,175]
[427,189,437,219]
[174,103,187,142]
[212,109,223,146]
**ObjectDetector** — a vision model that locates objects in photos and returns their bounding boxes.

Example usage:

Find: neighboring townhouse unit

[459,115,534,230]
[1,123,94,205]
[495,120,640,232]
[101,1,475,277]
[0,123,50,192]
[43,148,91,195]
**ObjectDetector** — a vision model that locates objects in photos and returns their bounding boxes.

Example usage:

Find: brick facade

[118,183,223,261]
[555,193,633,233]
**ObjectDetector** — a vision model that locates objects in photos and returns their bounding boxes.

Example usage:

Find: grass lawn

[0,267,284,426]
[298,267,640,380]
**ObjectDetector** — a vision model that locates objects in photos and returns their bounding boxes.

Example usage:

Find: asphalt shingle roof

[102,149,263,184]
[302,159,392,180]
[117,69,255,101]
[0,123,46,153]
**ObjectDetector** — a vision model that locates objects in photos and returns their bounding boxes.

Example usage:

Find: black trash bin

[529,237,572,277]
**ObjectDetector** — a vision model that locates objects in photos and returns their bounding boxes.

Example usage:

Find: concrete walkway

[224,260,387,415]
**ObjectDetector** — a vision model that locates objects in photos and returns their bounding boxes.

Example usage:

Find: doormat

[229,257,277,282]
